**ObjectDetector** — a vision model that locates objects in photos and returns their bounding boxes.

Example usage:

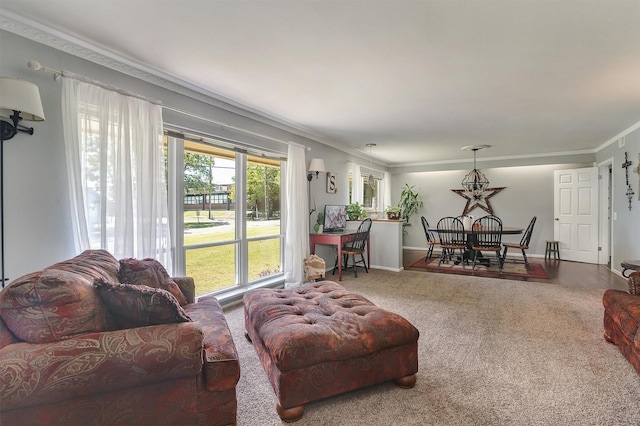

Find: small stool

[545,240,560,260]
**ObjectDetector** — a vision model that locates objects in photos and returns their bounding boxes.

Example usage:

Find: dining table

[429,226,524,266]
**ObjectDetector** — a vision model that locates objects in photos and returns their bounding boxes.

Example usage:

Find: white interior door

[554,167,599,263]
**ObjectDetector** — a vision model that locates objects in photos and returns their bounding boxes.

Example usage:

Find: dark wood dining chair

[333,218,372,278]
[420,216,438,260]
[471,215,503,272]
[436,216,467,268]
[502,216,537,265]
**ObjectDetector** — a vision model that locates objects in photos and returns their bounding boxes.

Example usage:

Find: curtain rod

[28,60,161,105]
[27,59,310,151]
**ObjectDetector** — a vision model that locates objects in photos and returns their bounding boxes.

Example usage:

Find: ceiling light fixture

[461,145,491,200]
[366,143,376,190]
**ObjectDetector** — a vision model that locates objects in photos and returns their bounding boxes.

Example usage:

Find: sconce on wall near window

[307,158,326,181]
[307,158,326,214]
[0,77,46,286]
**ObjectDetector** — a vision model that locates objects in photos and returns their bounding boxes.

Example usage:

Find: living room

[1,1,639,424]
[0,1,638,284]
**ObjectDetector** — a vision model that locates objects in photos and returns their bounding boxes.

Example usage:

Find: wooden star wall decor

[451,187,505,216]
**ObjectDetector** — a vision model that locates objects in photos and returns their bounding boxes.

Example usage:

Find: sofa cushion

[0,250,118,343]
[0,316,18,349]
[118,258,187,306]
[95,278,192,329]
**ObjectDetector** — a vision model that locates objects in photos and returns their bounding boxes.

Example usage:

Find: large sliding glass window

[167,132,283,297]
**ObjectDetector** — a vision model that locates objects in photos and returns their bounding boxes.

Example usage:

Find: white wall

[391,163,591,257]
[0,30,374,281]
[596,127,640,272]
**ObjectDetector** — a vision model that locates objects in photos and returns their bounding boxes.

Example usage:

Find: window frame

[165,130,285,302]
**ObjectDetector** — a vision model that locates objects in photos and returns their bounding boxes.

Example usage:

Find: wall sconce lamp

[0,77,46,286]
[307,158,326,182]
[307,158,325,215]
[1,78,45,140]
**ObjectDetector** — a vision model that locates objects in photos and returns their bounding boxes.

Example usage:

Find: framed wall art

[326,172,337,193]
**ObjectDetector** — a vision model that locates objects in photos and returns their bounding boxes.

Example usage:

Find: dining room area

[387,139,636,289]
[405,209,628,291]
[410,213,542,278]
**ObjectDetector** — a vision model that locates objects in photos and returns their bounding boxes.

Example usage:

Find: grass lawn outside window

[184,215,281,295]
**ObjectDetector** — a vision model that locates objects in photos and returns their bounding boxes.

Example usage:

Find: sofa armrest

[173,276,196,304]
[0,322,204,411]
[185,296,240,392]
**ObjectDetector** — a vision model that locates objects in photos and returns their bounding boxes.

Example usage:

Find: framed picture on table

[326,172,337,193]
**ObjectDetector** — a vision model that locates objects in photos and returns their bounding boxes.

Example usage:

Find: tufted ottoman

[243,281,419,422]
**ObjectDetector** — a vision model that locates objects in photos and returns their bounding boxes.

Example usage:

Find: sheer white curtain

[351,162,363,203]
[62,77,172,272]
[283,143,309,287]
[383,171,392,209]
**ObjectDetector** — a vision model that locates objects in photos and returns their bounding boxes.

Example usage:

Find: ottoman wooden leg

[244,330,252,342]
[394,374,417,389]
[277,404,305,423]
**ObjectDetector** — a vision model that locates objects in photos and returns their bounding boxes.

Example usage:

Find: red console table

[310,232,369,281]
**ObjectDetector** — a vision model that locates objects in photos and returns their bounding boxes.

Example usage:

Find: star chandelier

[461,145,491,199]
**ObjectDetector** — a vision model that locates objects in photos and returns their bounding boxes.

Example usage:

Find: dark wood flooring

[403,249,629,292]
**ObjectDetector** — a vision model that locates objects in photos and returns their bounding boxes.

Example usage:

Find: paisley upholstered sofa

[602,274,640,375]
[0,250,239,426]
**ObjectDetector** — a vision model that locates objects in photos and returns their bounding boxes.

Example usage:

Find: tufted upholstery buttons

[243,281,419,372]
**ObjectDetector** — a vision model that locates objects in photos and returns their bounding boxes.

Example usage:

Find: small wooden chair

[333,218,372,278]
[436,217,467,268]
[420,216,438,260]
[502,216,536,265]
[471,215,504,272]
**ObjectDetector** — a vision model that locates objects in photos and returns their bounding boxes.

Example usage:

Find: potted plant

[398,184,423,231]
[384,205,402,220]
[313,212,324,233]
[346,202,366,220]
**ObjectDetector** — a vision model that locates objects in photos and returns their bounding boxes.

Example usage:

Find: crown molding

[0,10,338,147]
[1,11,623,170]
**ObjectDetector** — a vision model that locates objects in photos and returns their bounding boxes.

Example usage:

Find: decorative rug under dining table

[408,256,550,280]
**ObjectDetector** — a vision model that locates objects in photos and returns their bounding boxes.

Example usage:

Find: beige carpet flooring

[225,268,640,425]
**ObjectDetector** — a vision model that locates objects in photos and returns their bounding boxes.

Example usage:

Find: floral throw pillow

[118,258,188,306]
[94,278,192,329]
